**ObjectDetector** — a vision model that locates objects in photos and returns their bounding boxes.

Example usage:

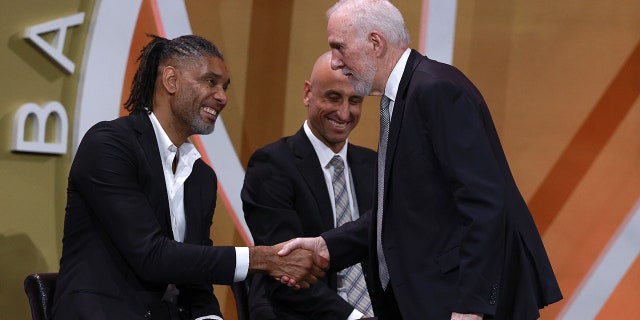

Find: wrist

[248,246,274,273]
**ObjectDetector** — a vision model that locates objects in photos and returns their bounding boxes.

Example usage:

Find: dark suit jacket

[52,112,237,320]
[241,128,376,319]
[323,50,562,320]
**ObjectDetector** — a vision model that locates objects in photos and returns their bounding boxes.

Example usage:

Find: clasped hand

[250,237,329,289]
[275,236,330,289]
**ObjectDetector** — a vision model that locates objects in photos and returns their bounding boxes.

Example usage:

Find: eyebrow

[329,41,342,49]
[204,72,231,87]
[324,89,342,96]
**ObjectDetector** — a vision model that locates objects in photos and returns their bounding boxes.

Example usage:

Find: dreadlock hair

[123,34,224,114]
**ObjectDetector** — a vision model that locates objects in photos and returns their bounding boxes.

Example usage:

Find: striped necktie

[376,95,391,289]
[330,155,373,317]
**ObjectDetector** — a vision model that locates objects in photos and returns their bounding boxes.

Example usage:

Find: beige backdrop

[0,0,638,319]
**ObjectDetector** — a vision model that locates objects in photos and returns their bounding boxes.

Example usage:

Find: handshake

[248,237,329,289]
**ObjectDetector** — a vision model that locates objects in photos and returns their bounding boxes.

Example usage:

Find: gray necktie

[376,96,391,289]
[330,155,373,317]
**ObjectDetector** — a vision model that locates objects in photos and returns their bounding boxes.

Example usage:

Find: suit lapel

[132,113,173,237]
[291,128,335,231]
[183,160,205,244]
[384,50,422,190]
[348,146,373,215]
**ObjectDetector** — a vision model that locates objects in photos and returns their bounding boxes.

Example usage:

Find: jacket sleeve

[321,210,371,273]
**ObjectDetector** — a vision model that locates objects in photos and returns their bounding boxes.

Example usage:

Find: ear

[303,80,312,107]
[370,31,385,57]
[162,66,178,94]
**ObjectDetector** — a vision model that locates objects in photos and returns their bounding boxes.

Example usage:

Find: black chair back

[24,273,58,320]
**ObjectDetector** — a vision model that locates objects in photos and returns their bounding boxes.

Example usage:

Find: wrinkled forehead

[328,20,350,47]
[327,10,366,47]
[328,9,349,33]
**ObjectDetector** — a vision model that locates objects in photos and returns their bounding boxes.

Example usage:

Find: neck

[161,120,189,147]
[152,105,189,146]
[372,46,407,96]
[329,142,346,154]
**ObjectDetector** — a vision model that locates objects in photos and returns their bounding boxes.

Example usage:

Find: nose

[330,52,344,70]
[334,100,350,119]
[214,89,227,106]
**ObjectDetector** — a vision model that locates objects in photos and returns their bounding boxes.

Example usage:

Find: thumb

[314,252,330,269]
[277,238,300,256]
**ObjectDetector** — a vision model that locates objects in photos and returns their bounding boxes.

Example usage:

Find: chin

[194,124,215,136]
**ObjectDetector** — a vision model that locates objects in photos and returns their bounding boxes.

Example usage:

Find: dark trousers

[377,284,402,320]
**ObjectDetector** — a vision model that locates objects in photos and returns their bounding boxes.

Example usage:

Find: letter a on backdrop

[23,12,85,74]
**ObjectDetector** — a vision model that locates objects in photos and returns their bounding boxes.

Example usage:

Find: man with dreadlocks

[52,35,328,320]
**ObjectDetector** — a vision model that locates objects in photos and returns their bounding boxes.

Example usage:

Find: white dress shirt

[384,48,412,116]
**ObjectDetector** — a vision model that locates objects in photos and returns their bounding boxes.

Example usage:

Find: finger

[300,271,319,285]
[277,238,300,256]
[286,276,303,289]
[287,277,300,288]
[309,262,326,279]
[297,281,310,289]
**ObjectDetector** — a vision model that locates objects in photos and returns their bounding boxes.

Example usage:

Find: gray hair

[327,0,410,49]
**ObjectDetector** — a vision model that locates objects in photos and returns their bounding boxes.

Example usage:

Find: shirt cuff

[348,309,364,319]
[194,316,223,320]
[234,247,249,282]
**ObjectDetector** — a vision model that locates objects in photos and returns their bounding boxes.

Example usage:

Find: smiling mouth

[203,106,218,117]
[329,119,348,129]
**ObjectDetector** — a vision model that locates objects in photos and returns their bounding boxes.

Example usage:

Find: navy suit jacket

[53,112,237,319]
[242,128,376,319]
[322,50,562,319]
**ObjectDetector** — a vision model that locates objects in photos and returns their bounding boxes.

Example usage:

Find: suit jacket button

[145,310,152,318]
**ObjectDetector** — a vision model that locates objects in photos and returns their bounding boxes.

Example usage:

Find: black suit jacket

[52,112,237,320]
[323,50,562,319]
[242,128,376,319]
